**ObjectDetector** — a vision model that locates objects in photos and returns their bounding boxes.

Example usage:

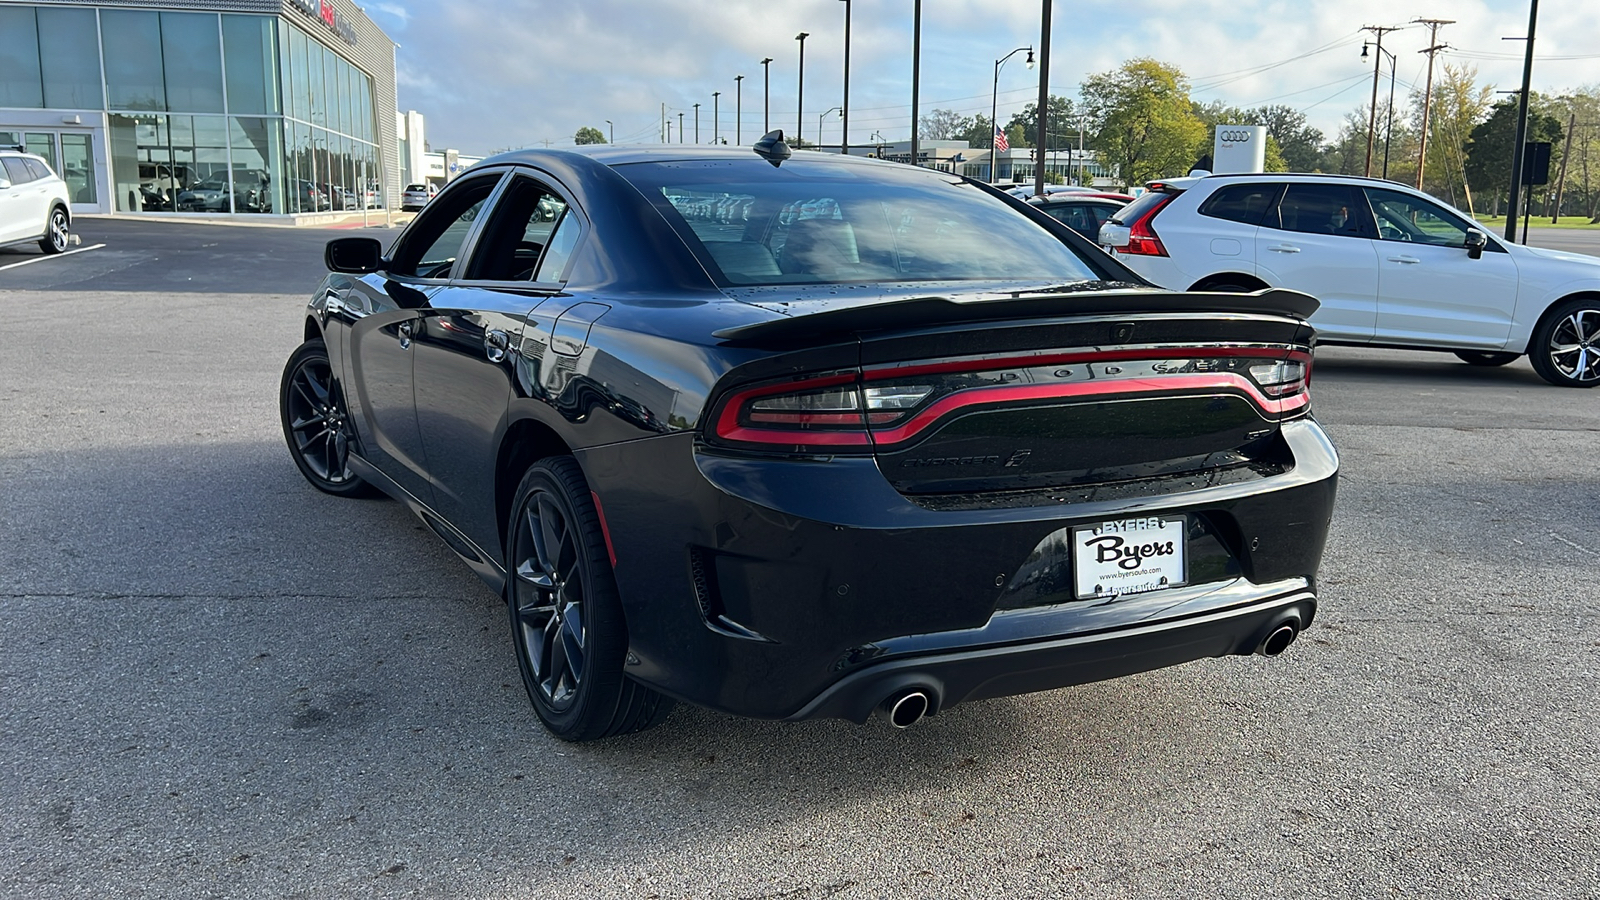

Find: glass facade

[0,5,379,216]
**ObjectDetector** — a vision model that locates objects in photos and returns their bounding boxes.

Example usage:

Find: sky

[359,0,1600,155]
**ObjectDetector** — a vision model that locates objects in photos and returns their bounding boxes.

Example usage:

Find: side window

[1044,204,1091,233]
[2,158,35,184]
[388,174,501,279]
[24,158,54,181]
[1268,184,1370,238]
[1199,183,1283,225]
[1365,187,1471,247]
[462,175,581,283]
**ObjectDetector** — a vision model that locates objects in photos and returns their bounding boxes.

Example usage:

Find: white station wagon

[1101,173,1600,387]
[0,147,71,255]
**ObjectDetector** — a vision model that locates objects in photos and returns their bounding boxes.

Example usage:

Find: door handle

[484,329,510,362]
[1267,244,1301,253]
[1388,256,1421,264]
[396,320,414,348]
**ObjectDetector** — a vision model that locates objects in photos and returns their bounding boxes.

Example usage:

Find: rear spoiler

[713,286,1319,346]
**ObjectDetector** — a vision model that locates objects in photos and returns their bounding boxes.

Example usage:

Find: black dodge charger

[281,136,1338,741]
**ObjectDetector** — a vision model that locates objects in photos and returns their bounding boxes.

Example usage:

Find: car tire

[1454,350,1520,367]
[507,456,674,742]
[1527,298,1600,387]
[39,206,69,254]
[279,339,377,496]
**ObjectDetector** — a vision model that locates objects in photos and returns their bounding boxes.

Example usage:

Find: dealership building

[0,0,402,218]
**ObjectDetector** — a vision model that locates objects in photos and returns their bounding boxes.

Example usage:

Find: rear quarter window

[1198,183,1284,225]
[1109,190,1176,225]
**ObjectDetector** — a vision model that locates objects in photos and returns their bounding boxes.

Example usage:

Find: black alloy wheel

[1454,350,1521,367]
[279,339,373,496]
[1528,299,1600,387]
[39,207,69,254]
[507,457,672,741]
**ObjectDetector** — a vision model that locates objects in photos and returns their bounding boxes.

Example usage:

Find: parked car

[0,147,71,254]
[1100,173,1600,387]
[175,171,272,213]
[1028,192,1134,241]
[291,180,329,212]
[1007,183,1097,199]
[281,140,1337,741]
[401,182,437,211]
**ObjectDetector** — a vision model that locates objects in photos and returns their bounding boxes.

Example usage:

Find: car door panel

[342,276,438,505]
[1256,184,1379,343]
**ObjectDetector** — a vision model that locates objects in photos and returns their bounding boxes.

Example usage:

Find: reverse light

[1248,359,1310,398]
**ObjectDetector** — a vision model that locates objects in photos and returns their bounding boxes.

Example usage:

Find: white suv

[1100,173,1600,387]
[0,148,72,255]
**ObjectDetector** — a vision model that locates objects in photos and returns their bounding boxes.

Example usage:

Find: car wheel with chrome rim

[39,207,69,254]
[1529,299,1600,387]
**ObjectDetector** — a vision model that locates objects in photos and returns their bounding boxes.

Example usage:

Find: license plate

[1072,516,1187,599]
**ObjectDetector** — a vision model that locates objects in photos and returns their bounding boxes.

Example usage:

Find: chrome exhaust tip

[883,690,932,728]
[1257,623,1299,657]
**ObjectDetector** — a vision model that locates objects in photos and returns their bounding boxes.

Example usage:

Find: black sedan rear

[280,137,1337,741]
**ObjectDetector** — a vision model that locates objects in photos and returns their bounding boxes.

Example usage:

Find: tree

[1546,87,1600,221]
[1005,95,1077,150]
[1079,59,1205,187]
[574,126,606,145]
[1250,105,1324,172]
[1411,63,1493,207]
[919,109,979,142]
[1465,97,1564,216]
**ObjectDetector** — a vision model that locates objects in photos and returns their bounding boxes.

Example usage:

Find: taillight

[712,374,935,449]
[1121,192,1174,257]
[1246,354,1312,410]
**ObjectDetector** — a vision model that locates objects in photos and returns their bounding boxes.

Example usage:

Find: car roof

[1152,171,1421,192]
[475,144,923,175]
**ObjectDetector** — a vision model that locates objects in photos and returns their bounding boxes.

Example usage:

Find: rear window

[1109,189,1177,225]
[404,184,427,191]
[1198,183,1283,225]
[614,158,1100,286]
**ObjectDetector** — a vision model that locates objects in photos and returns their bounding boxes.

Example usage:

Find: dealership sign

[288,0,358,45]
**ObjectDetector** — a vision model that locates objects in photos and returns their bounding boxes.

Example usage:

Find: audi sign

[1212,124,1266,174]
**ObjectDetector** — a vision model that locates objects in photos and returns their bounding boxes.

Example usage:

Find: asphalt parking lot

[2,218,1598,899]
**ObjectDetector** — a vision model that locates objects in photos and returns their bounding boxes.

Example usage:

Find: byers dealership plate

[1072,516,1188,599]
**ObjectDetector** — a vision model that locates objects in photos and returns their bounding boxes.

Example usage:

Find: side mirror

[325,237,384,274]
[1464,229,1487,260]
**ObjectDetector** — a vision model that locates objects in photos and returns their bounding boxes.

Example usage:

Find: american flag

[993,126,1009,152]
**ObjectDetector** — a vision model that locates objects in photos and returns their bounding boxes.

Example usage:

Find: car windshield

[615,158,1099,286]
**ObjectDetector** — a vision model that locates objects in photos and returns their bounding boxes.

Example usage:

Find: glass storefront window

[307,39,325,127]
[103,11,166,111]
[0,7,46,108]
[325,48,342,139]
[161,13,224,113]
[38,7,103,110]
[223,16,280,116]
[61,134,98,205]
[229,117,282,214]
[285,25,307,122]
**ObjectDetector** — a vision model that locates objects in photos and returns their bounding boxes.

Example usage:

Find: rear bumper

[788,589,1314,723]
[577,418,1336,720]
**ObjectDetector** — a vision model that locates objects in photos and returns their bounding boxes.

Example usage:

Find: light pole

[1360,24,1400,177]
[819,106,841,149]
[605,119,613,144]
[760,57,773,134]
[693,103,700,143]
[839,0,851,155]
[677,112,684,144]
[734,75,744,145]
[796,32,809,142]
[990,46,1033,183]
[712,91,721,145]
[1033,0,1052,199]
[1362,41,1398,179]
[910,0,921,167]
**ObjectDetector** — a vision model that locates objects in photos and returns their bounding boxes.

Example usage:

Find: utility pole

[1551,111,1577,222]
[712,92,720,145]
[1033,0,1052,198]
[910,1,921,167]
[734,75,744,145]
[760,58,773,134]
[840,0,851,155]
[677,112,684,144]
[693,103,700,144]
[1361,24,1401,178]
[1505,0,1539,243]
[1414,18,1454,189]
[796,32,809,142]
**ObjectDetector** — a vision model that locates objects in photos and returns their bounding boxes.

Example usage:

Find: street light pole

[605,119,613,144]
[1363,42,1398,178]
[712,92,721,145]
[1360,24,1400,177]
[693,103,700,144]
[677,112,684,144]
[760,58,773,134]
[734,75,744,145]
[910,0,921,168]
[1505,0,1540,243]
[840,0,851,155]
[1033,0,1051,198]
[819,106,841,148]
[990,46,1033,183]
[796,32,809,142]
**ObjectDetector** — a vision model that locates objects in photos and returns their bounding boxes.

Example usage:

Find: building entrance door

[1,130,99,212]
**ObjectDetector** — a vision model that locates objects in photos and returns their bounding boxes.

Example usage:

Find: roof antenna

[753,129,792,167]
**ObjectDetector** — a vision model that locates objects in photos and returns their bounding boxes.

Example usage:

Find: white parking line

[0,243,106,272]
